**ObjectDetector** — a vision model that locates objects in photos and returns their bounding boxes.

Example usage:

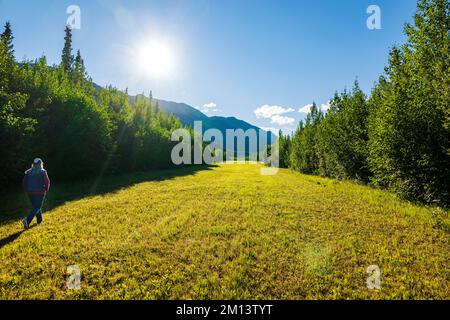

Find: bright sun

[136,42,174,78]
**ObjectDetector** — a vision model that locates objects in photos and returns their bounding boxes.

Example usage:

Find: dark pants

[26,194,45,225]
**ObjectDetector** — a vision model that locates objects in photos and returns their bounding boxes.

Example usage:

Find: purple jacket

[22,169,51,195]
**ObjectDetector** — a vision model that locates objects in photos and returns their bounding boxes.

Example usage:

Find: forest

[0,25,185,191]
[278,0,449,206]
[1,0,449,207]
[0,0,449,301]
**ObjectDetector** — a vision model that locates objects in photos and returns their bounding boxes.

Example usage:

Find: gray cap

[33,158,43,165]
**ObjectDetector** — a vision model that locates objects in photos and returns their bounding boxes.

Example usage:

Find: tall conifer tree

[0,21,14,57]
[61,26,74,72]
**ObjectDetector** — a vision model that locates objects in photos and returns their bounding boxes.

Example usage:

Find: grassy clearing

[0,164,448,299]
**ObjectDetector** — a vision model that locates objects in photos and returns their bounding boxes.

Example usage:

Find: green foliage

[278,130,291,168]
[0,39,35,189]
[283,0,449,206]
[316,82,370,181]
[37,92,114,180]
[72,50,89,89]
[0,21,14,57]
[289,103,323,174]
[0,23,185,191]
[284,83,369,180]
[367,0,450,204]
[60,26,74,73]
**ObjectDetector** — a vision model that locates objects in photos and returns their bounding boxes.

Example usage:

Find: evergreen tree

[316,81,370,181]
[278,131,292,168]
[148,91,153,119]
[73,49,86,85]
[290,103,323,174]
[368,0,450,204]
[74,50,84,72]
[290,121,303,172]
[61,26,74,73]
[0,39,35,188]
[1,21,14,57]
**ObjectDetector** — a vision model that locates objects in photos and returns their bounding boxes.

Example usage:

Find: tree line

[0,24,185,191]
[278,0,449,206]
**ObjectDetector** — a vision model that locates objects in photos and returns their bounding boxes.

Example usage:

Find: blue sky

[0,0,417,133]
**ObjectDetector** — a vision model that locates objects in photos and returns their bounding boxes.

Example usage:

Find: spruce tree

[61,26,74,73]
[148,91,153,119]
[74,49,86,83]
[75,50,84,70]
[1,21,14,57]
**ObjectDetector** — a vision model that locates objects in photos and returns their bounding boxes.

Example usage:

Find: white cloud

[254,105,295,119]
[298,101,331,114]
[320,101,331,112]
[271,114,295,126]
[298,103,314,114]
[260,127,280,136]
[254,105,295,127]
[203,102,217,109]
[196,102,222,114]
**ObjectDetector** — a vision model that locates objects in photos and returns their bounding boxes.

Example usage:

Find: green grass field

[0,163,448,299]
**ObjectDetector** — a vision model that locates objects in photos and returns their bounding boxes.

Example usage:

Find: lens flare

[136,41,174,78]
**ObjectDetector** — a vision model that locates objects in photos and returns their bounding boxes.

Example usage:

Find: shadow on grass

[0,164,216,227]
[0,225,37,249]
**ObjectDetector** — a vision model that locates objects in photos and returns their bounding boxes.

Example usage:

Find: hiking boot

[22,218,29,230]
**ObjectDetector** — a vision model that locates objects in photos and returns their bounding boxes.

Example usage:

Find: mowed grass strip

[0,164,448,299]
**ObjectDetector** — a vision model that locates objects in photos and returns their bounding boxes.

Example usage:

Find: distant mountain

[157,99,269,135]
[156,99,210,127]
[95,85,276,154]
[129,95,276,154]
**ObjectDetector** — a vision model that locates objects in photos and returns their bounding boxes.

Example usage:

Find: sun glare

[136,41,175,78]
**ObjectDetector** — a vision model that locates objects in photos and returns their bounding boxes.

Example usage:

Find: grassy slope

[0,164,448,299]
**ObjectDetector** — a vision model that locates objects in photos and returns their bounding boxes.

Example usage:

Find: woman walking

[22,158,51,230]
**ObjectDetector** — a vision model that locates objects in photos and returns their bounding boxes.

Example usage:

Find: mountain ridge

[94,84,275,153]
[127,94,276,153]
